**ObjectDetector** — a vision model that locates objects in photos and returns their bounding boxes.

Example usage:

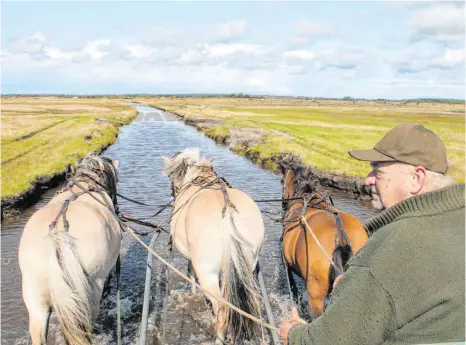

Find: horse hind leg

[307,292,325,320]
[187,261,197,294]
[23,280,51,345]
[91,279,104,322]
[306,274,327,319]
[195,272,225,345]
[102,270,114,298]
[286,265,300,306]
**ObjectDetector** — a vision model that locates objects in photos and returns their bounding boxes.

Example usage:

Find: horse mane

[283,161,322,198]
[71,152,118,198]
[163,147,214,186]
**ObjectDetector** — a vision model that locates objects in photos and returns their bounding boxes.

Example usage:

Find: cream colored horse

[18,153,121,345]
[163,148,265,344]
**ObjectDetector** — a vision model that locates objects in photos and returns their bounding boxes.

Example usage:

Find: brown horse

[279,162,368,319]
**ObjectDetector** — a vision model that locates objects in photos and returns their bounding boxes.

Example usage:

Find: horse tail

[49,231,93,345]
[328,243,352,295]
[220,211,261,344]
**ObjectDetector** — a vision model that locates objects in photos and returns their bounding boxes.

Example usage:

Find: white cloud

[391,46,465,73]
[204,43,263,58]
[9,32,47,54]
[315,48,365,70]
[2,24,464,99]
[82,40,111,59]
[291,20,336,45]
[122,44,155,59]
[283,50,315,60]
[432,48,465,69]
[142,27,180,46]
[211,20,247,43]
[408,2,465,44]
[43,46,77,60]
[370,76,464,90]
[282,46,365,71]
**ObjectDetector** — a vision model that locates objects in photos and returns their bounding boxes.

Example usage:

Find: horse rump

[49,231,93,345]
[220,213,262,344]
[327,244,353,296]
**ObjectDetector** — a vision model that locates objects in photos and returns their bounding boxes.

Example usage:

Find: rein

[281,172,353,280]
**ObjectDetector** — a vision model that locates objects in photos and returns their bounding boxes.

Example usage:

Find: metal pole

[139,231,160,345]
[257,266,282,345]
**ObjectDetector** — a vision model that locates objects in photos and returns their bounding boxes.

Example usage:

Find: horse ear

[112,160,119,169]
[162,156,171,166]
[277,161,287,175]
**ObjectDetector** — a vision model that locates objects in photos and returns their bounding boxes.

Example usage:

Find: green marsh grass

[149,98,465,182]
[1,97,137,199]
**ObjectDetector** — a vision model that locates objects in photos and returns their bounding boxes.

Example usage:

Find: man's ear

[112,160,119,169]
[411,166,427,194]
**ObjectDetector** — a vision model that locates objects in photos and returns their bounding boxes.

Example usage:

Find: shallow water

[1,105,377,345]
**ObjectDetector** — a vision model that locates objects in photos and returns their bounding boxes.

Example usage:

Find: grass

[144,97,465,182]
[1,97,138,199]
[204,125,230,140]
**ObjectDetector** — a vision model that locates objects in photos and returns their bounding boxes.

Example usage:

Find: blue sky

[1,1,465,99]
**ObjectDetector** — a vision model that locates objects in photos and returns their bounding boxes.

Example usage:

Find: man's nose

[364,171,376,188]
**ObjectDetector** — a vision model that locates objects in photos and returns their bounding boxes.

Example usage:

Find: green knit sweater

[289,183,465,345]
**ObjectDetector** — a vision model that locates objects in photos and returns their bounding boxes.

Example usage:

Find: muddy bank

[157,108,372,200]
[1,171,67,220]
[1,142,116,221]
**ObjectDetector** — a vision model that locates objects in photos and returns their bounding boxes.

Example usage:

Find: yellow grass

[1,97,137,199]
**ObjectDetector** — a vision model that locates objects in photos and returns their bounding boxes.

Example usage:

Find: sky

[1,1,465,99]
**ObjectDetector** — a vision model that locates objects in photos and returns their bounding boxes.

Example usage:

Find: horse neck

[174,169,216,200]
[284,192,334,223]
[69,179,116,210]
[283,172,296,200]
[183,168,217,186]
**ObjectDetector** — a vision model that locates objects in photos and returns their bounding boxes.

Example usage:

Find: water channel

[1,105,377,344]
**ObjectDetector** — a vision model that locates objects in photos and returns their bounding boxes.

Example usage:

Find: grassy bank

[143,97,464,182]
[1,97,137,204]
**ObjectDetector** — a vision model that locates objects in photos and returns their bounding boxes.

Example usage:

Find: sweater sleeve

[288,265,399,345]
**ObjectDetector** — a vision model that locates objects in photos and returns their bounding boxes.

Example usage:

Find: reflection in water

[1,106,377,345]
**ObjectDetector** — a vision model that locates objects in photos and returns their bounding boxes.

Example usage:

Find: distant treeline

[2,93,464,104]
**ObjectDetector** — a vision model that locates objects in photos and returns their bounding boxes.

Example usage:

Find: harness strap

[282,193,352,277]
[220,179,238,217]
[49,191,81,232]
[323,196,353,252]
[116,255,122,345]
[301,216,341,274]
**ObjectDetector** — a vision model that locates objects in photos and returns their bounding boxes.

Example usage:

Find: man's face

[364,162,411,210]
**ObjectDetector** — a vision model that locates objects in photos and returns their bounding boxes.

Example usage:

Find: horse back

[20,195,120,274]
[284,208,368,277]
[336,211,368,253]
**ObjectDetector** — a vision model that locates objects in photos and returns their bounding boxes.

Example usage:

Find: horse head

[278,161,312,199]
[73,152,119,202]
[162,148,214,197]
[278,161,296,200]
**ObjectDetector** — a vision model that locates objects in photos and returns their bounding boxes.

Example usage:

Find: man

[280,123,465,345]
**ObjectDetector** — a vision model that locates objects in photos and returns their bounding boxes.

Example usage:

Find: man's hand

[280,307,307,344]
[333,274,343,289]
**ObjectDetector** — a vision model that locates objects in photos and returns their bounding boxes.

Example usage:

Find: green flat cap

[348,123,448,174]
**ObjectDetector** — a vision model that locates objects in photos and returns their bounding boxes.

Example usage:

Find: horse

[278,161,368,319]
[18,152,121,345]
[162,148,265,344]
